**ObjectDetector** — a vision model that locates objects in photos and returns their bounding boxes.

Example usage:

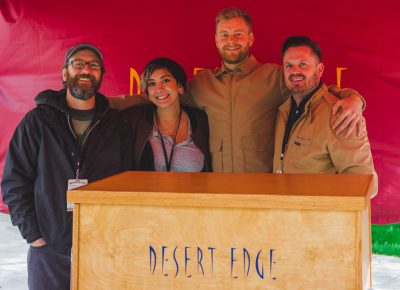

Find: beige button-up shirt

[187,55,287,172]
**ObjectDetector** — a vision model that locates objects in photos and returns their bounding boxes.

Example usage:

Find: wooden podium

[67,171,373,290]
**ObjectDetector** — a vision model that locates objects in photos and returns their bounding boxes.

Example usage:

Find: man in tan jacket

[273,36,377,197]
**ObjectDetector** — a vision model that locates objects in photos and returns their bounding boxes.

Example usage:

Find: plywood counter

[68,171,373,290]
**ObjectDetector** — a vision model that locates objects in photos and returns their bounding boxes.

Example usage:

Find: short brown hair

[215,7,252,32]
[281,36,322,61]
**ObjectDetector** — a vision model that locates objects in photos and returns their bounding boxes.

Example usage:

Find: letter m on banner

[130,68,141,96]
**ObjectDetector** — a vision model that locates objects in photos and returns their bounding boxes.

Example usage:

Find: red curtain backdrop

[1,0,399,224]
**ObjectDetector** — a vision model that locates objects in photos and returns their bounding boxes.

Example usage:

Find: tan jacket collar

[280,83,330,116]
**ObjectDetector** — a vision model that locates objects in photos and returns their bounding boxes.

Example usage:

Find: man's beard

[66,71,102,100]
[218,44,250,65]
[287,71,320,96]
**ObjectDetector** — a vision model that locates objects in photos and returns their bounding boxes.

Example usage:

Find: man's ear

[249,32,255,48]
[62,68,67,82]
[317,62,324,78]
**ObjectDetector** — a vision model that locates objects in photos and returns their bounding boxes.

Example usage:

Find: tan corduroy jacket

[273,84,377,197]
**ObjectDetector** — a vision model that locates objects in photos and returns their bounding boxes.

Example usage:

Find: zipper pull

[76,161,80,179]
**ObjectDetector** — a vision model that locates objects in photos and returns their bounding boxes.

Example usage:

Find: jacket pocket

[209,138,223,172]
[290,137,315,167]
[30,244,48,249]
[292,137,312,149]
[241,133,274,172]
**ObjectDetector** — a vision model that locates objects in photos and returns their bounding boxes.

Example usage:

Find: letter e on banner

[336,67,348,89]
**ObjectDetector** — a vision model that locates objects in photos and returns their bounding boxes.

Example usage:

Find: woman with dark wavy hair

[123,57,211,172]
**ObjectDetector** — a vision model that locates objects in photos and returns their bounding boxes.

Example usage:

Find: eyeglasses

[68,59,102,70]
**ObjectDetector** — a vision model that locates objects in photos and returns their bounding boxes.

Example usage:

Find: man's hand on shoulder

[108,94,149,110]
[331,93,363,138]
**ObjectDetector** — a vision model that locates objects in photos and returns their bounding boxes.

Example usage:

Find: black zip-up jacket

[1,89,133,255]
[122,105,212,171]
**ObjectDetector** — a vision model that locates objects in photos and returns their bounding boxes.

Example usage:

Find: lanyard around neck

[155,108,182,172]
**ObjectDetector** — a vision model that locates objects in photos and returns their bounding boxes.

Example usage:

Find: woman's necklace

[155,108,182,172]
[158,119,180,135]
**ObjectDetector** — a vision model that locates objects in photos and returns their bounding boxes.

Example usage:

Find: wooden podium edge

[72,204,80,290]
[68,190,367,211]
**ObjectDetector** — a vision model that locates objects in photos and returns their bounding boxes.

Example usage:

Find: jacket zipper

[278,108,310,174]
[81,119,101,149]
[67,113,101,179]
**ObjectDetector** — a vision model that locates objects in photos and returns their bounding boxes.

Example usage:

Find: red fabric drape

[1,0,399,223]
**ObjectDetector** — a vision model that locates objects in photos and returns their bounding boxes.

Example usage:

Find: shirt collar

[214,55,259,77]
[290,81,324,112]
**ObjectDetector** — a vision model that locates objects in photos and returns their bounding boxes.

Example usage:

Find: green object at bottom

[372,223,400,257]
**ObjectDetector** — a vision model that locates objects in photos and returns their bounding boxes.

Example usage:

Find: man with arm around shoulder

[273,36,377,197]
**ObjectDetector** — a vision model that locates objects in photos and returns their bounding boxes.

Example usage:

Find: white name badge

[67,179,88,211]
